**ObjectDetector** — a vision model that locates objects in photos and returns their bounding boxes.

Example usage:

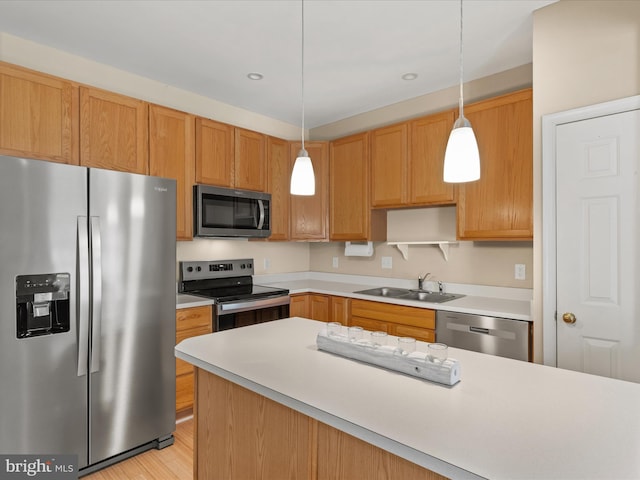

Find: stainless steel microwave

[194,185,271,238]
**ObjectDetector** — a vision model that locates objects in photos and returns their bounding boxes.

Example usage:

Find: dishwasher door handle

[469,326,490,335]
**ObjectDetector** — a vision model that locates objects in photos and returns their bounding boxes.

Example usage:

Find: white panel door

[556,109,640,381]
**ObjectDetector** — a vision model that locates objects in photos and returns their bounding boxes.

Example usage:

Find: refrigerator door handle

[77,217,90,377]
[90,216,102,373]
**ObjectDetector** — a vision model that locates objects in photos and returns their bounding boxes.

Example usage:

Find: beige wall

[310,63,532,140]
[532,0,640,361]
[177,240,310,279]
[311,208,533,288]
[0,32,301,140]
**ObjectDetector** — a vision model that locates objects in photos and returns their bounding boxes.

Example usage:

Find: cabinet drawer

[389,324,435,343]
[350,316,388,332]
[176,372,194,412]
[176,305,211,332]
[350,299,435,329]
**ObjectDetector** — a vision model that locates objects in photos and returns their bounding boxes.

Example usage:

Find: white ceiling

[0,0,556,128]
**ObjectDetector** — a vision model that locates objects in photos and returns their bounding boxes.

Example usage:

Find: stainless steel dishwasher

[436,311,532,362]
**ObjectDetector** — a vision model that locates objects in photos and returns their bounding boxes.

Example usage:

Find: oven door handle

[217,295,290,315]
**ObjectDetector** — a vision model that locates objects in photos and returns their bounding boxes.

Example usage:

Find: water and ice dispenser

[16,273,70,338]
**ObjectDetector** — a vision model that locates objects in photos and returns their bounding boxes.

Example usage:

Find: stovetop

[178,259,289,303]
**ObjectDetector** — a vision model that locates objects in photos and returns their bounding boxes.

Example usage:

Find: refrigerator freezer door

[0,156,89,466]
[88,168,176,465]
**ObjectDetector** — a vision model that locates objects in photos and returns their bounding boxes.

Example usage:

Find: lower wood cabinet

[350,299,435,343]
[194,368,447,479]
[289,293,350,324]
[176,305,212,415]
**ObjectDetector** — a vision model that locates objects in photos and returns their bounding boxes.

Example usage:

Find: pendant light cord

[300,0,305,151]
[458,0,464,119]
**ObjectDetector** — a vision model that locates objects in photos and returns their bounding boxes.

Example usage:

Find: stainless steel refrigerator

[0,155,176,473]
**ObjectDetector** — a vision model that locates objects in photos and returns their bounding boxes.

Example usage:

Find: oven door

[215,295,290,331]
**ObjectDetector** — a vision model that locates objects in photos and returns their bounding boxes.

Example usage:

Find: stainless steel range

[178,259,290,331]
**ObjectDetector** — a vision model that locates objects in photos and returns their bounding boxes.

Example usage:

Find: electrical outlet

[332,257,339,268]
[381,256,393,269]
[515,264,526,280]
[264,258,271,270]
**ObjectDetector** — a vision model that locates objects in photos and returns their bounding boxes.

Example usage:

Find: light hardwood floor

[83,418,193,479]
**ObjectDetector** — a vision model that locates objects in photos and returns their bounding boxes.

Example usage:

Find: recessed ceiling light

[402,73,418,81]
[247,72,264,80]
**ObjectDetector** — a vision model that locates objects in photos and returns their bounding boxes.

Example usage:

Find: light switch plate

[515,264,526,280]
[332,257,339,268]
[264,258,271,270]
[382,256,393,269]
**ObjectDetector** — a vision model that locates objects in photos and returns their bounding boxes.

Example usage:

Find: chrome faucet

[418,272,431,291]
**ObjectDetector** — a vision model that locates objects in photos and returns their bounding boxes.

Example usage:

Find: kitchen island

[175,317,640,480]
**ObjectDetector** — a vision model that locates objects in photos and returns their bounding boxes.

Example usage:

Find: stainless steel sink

[354,287,464,304]
[353,287,410,298]
[398,291,465,304]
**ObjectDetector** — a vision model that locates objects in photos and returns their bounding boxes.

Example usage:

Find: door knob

[562,312,577,324]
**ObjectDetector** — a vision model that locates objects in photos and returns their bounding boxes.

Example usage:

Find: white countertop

[176,293,215,309]
[176,272,532,321]
[259,278,531,321]
[176,317,640,480]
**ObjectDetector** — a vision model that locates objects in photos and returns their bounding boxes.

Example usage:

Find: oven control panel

[180,259,254,282]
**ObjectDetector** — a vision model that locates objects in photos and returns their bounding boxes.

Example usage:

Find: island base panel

[194,368,448,480]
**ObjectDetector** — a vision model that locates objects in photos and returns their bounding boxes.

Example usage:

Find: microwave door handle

[257,199,265,230]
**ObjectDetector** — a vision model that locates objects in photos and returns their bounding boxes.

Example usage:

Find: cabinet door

[266,136,290,240]
[457,89,533,240]
[176,305,212,414]
[409,111,456,205]
[0,63,79,164]
[330,296,350,325]
[195,117,234,187]
[289,294,310,318]
[149,105,195,240]
[309,294,330,322]
[330,133,387,241]
[79,87,148,174]
[235,128,266,191]
[371,122,408,207]
[290,141,329,240]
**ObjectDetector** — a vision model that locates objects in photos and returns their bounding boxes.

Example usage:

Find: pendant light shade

[290,147,315,195]
[290,0,315,196]
[443,0,480,184]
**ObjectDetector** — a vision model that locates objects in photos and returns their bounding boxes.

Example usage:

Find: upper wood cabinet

[266,136,290,241]
[195,117,234,187]
[371,123,408,207]
[457,89,533,240]
[79,87,148,174]
[234,127,266,191]
[149,104,195,241]
[330,132,386,241]
[0,63,79,164]
[195,120,266,192]
[371,112,456,209]
[409,110,456,205]
[290,141,329,240]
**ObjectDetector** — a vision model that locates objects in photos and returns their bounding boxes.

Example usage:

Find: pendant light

[443,0,480,183]
[290,0,315,196]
